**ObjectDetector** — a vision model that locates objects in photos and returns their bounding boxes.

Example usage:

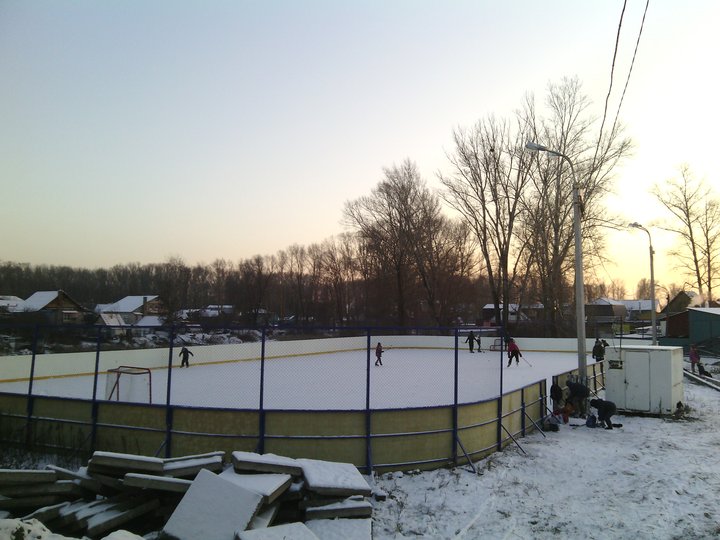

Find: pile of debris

[0,449,381,539]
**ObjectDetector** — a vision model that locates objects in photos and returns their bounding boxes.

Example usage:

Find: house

[619,299,655,321]
[481,304,530,324]
[585,298,628,337]
[95,295,166,327]
[19,290,89,324]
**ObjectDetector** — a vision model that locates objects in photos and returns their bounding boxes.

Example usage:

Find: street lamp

[525,141,587,382]
[629,222,657,345]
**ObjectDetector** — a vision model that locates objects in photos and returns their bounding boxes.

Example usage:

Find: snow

[370,381,720,539]
[1,349,591,410]
[5,347,720,538]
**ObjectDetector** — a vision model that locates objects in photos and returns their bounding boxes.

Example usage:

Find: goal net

[104,366,152,404]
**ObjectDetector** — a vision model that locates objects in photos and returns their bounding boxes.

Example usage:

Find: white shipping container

[604,345,684,415]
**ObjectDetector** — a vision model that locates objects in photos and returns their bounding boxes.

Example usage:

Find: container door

[625,351,651,411]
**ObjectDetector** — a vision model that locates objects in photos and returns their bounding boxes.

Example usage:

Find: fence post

[365,330,372,474]
[452,327,459,465]
[258,327,267,455]
[496,326,506,451]
[90,326,102,453]
[520,387,526,436]
[164,324,175,458]
[25,324,40,447]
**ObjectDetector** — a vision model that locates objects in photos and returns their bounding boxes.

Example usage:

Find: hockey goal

[104,366,152,404]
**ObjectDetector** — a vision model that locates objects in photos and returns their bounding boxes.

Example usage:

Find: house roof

[96,295,159,314]
[619,299,654,311]
[589,298,626,306]
[689,307,720,315]
[135,315,164,327]
[24,291,61,311]
[0,295,26,312]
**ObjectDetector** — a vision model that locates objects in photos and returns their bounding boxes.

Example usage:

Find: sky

[2,341,718,539]
[1,1,719,296]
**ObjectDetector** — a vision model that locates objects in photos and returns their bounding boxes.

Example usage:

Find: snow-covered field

[0,349,591,409]
[371,379,720,540]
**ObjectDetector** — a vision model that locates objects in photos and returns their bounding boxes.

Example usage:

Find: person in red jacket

[506,338,522,367]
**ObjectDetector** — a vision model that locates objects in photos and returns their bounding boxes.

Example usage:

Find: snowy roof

[689,307,720,315]
[23,291,60,311]
[0,295,26,312]
[135,315,164,327]
[589,297,625,306]
[96,295,159,314]
[619,299,654,311]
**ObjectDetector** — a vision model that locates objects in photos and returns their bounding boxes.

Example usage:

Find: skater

[590,398,617,429]
[689,344,700,374]
[592,339,607,362]
[566,380,590,418]
[178,346,193,368]
[375,342,385,366]
[465,331,477,353]
[506,338,522,367]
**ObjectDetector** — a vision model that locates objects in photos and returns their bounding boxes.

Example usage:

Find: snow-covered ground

[371,379,720,539]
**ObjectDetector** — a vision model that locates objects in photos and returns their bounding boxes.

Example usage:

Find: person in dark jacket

[375,342,385,366]
[550,383,565,411]
[465,331,477,353]
[590,398,617,429]
[178,346,194,368]
[566,380,590,417]
[592,339,607,362]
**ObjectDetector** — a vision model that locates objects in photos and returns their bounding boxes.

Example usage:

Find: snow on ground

[371,380,720,540]
[0,349,592,409]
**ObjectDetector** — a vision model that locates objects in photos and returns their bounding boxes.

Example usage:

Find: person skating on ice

[465,331,477,353]
[375,342,385,366]
[506,338,522,367]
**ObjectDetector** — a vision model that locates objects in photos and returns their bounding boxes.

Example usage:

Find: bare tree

[344,160,431,326]
[439,117,531,328]
[652,166,720,302]
[520,78,632,335]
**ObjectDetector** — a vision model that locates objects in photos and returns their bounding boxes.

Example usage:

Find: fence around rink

[0,324,604,473]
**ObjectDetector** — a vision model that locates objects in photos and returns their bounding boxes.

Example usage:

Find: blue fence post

[365,330,372,474]
[90,326,102,453]
[25,324,40,446]
[452,327,459,465]
[521,387,526,436]
[258,327,267,454]
[496,326,506,451]
[164,324,175,458]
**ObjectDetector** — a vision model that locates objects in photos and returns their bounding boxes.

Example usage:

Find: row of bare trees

[3,78,713,331]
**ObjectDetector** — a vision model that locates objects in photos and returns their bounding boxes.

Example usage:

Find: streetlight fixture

[525,141,587,382]
[629,222,657,345]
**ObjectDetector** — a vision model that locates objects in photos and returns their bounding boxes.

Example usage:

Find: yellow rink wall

[0,346,606,473]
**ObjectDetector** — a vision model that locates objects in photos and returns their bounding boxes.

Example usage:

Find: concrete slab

[0,494,65,510]
[219,469,292,504]
[236,522,320,540]
[231,451,303,476]
[163,450,226,463]
[305,517,372,540]
[163,454,224,478]
[0,479,84,498]
[46,465,103,494]
[21,501,71,522]
[85,498,160,537]
[163,469,263,540]
[298,459,372,497]
[123,473,193,493]
[248,502,280,529]
[0,469,57,485]
[304,498,373,520]
[89,451,165,474]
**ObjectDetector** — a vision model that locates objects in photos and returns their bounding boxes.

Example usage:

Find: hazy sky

[1,1,718,295]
